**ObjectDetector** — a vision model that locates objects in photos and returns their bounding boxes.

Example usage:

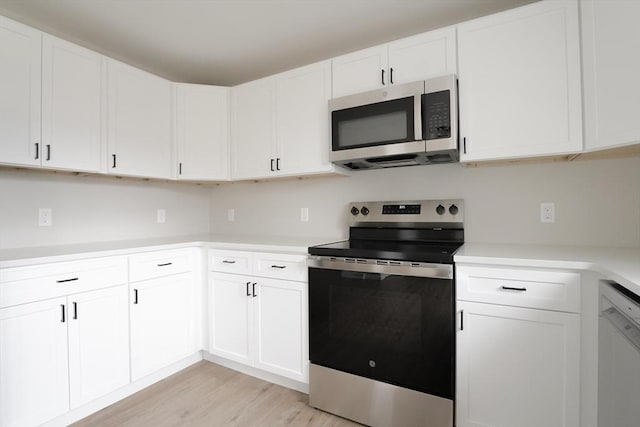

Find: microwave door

[331,96,416,151]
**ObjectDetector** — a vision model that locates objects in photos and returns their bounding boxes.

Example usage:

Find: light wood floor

[72,361,361,426]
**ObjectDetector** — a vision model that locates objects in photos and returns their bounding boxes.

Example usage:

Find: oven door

[308,260,454,399]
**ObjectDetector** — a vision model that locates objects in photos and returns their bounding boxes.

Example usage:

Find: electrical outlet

[157,209,166,224]
[38,208,52,227]
[227,208,235,222]
[540,202,555,223]
[301,207,309,222]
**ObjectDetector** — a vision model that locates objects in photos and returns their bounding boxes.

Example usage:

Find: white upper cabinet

[175,83,230,181]
[231,76,275,180]
[332,26,457,98]
[107,59,173,179]
[275,61,332,177]
[231,60,335,180]
[581,0,640,151]
[0,15,41,166]
[42,34,102,172]
[458,0,582,162]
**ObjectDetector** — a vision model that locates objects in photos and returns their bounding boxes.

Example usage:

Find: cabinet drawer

[129,248,193,282]
[209,250,253,274]
[0,256,127,308]
[254,253,307,282]
[456,265,580,313]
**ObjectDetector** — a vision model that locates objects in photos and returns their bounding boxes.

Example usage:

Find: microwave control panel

[422,90,451,140]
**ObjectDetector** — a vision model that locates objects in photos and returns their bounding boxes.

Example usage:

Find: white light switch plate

[157,209,166,223]
[227,208,235,222]
[301,207,309,222]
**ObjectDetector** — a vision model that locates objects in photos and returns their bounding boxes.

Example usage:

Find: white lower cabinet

[130,272,197,381]
[0,298,69,427]
[209,272,307,382]
[208,250,308,383]
[0,285,130,427]
[209,272,252,364]
[68,285,130,408]
[456,265,581,427]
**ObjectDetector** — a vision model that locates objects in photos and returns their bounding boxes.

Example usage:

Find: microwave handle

[414,94,422,140]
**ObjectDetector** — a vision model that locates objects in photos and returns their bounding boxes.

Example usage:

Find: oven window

[331,97,415,150]
[309,268,454,399]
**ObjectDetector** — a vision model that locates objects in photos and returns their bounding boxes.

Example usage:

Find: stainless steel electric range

[307,199,464,427]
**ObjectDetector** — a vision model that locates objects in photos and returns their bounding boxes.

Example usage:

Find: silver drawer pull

[57,277,79,283]
[222,260,236,264]
[157,262,173,267]
[501,285,527,292]
[271,265,286,269]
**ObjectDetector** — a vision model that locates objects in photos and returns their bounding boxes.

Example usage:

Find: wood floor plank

[72,361,361,427]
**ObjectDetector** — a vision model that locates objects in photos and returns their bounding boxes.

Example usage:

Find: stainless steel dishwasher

[598,281,640,427]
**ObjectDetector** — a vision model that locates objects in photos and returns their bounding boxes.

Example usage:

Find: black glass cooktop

[308,239,463,264]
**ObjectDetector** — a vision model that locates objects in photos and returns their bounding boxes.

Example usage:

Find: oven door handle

[307,257,452,280]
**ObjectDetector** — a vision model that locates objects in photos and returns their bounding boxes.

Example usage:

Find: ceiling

[0,0,537,86]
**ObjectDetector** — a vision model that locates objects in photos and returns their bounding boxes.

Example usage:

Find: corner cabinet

[231,60,337,180]
[455,264,581,427]
[581,0,640,151]
[107,59,173,179]
[208,250,308,383]
[458,0,582,162]
[175,83,230,181]
[331,26,457,98]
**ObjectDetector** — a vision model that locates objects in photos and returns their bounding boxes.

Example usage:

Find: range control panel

[349,199,464,225]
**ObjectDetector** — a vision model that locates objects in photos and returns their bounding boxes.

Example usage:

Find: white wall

[0,169,211,249]
[209,157,640,248]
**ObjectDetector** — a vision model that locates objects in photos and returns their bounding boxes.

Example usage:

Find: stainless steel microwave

[329,75,458,170]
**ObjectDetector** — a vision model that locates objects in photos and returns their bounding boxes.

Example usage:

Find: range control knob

[449,204,459,215]
[351,206,360,216]
[436,204,445,215]
[361,206,370,216]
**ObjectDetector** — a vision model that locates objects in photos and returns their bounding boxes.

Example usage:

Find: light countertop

[0,234,338,269]
[2,238,639,297]
[455,243,640,296]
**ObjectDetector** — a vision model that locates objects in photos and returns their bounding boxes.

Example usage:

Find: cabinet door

[388,26,457,84]
[209,272,252,364]
[230,78,276,180]
[0,298,69,427]
[582,0,640,151]
[332,45,388,98]
[456,301,580,427]
[253,278,307,382]
[68,286,130,409]
[175,83,230,181]
[41,34,103,173]
[458,0,582,162]
[107,59,172,179]
[0,15,41,166]
[130,272,197,380]
[276,61,332,176]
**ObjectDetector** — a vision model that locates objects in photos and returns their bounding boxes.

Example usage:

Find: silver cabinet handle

[35,143,39,160]
[271,265,286,269]
[157,262,172,267]
[57,277,79,283]
[222,260,236,264]
[61,304,66,323]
